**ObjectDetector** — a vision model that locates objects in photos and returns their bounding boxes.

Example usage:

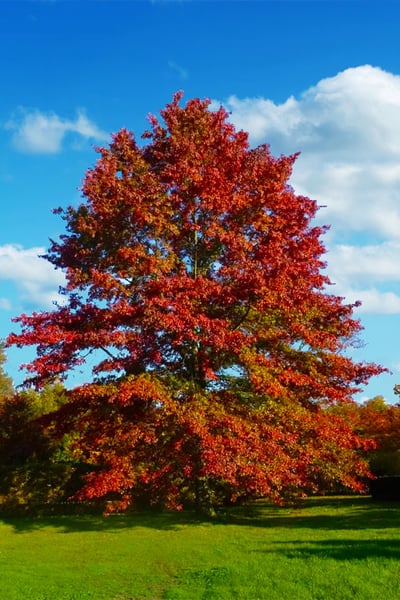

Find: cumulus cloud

[221,66,400,153]
[330,287,400,315]
[219,65,400,239]
[5,109,108,154]
[216,65,400,314]
[323,242,400,314]
[0,244,66,309]
[327,242,400,285]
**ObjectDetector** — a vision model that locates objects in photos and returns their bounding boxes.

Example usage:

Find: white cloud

[327,242,400,285]
[222,66,400,154]
[0,244,65,309]
[0,298,12,311]
[216,65,400,314]
[324,242,400,314]
[168,60,188,79]
[219,65,400,240]
[332,288,400,315]
[6,108,108,154]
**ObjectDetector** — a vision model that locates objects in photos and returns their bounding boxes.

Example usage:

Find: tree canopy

[0,343,14,400]
[7,93,384,513]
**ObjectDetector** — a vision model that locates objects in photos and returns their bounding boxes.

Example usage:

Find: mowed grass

[0,496,399,599]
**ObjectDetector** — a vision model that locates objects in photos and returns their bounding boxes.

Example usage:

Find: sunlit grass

[0,496,399,599]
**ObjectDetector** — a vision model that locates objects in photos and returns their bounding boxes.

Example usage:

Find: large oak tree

[8,94,383,514]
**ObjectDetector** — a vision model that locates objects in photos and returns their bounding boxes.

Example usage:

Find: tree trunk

[194,476,216,518]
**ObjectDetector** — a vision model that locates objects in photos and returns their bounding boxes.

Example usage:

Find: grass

[0,496,399,599]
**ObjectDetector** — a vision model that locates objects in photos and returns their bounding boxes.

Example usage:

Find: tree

[330,395,400,477]
[0,343,67,466]
[7,93,384,514]
[0,342,13,400]
[0,381,76,511]
[0,386,62,465]
[356,396,400,476]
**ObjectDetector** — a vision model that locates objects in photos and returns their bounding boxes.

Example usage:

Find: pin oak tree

[8,94,382,514]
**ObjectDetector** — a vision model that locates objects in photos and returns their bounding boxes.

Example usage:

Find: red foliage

[7,93,384,512]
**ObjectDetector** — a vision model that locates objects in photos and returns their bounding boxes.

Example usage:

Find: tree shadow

[0,506,204,533]
[220,495,400,531]
[257,537,400,561]
[1,495,399,534]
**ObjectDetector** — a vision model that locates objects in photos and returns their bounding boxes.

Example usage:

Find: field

[0,496,399,599]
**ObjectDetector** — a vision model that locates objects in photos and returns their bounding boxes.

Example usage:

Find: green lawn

[0,496,399,599]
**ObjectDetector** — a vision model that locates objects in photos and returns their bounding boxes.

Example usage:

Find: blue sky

[1,0,400,401]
